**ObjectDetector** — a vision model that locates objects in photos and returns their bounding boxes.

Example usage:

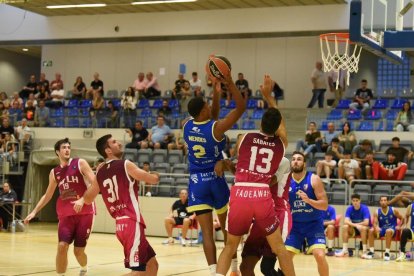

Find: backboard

[349,0,414,64]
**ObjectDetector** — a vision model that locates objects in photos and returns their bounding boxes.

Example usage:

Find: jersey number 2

[103,175,119,203]
[249,146,274,174]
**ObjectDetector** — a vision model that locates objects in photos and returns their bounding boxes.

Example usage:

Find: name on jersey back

[252,137,276,147]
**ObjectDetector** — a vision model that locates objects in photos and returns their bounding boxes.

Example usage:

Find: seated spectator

[50,72,64,90]
[148,116,173,149]
[15,119,32,150]
[338,122,357,152]
[205,75,214,97]
[35,85,50,101]
[143,72,161,99]
[72,76,86,100]
[23,100,36,122]
[272,81,284,105]
[20,75,37,99]
[37,73,49,93]
[168,118,188,153]
[385,136,414,163]
[394,101,414,132]
[338,150,360,183]
[172,73,188,99]
[326,137,344,162]
[0,183,18,231]
[0,133,17,164]
[8,101,23,122]
[25,93,37,108]
[323,205,337,256]
[365,196,403,261]
[34,99,49,127]
[180,81,192,113]
[0,102,9,120]
[163,189,195,246]
[335,194,370,257]
[158,100,172,117]
[10,92,23,110]
[189,72,202,97]
[141,162,155,196]
[349,79,373,112]
[106,100,119,128]
[0,92,10,109]
[125,120,149,150]
[361,151,375,180]
[132,72,146,99]
[352,139,374,166]
[321,122,338,152]
[47,83,64,108]
[86,72,104,99]
[90,90,105,116]
[316,151,336,180]
[372,152,407,181]
[296,121,322,156]
[0,118,15,139]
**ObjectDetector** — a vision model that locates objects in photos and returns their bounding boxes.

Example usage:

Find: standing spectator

[47,83,64,108]
[307,61,326,108]
[86,72,104,99]
[328,67,346,108]
[23,100,36,122]
[323,205,337,256]
[361,151,375,180]
[0,183,18,231]
[125,120,149,150]
[148,116,173,149]
[163,189,195,246]
[180,81,192,113]
[316,151,337,180]
[143,72,161,99]
[349,80,373,112]
[37,73,49,93]
[1,133,17,164]
[352,139,374,165]
[338,150,360,183]
[189,72,202,97]
[35,85,50,101]
[372,152,407,181]
[50,73,64,90]
[132,72,147,99]
[321,122,338,152]
[106,100,119,128]
[158,100,172,117]
[34,99,49,127]
[0,92,10,109]
[10,92,23,110]
[172,73,188,99]
[25,93,37,108]
[296,121,322,156]
[338,122,357,152]
[72,76,86,100]
[20,75,37,99]
[121,87,137,128]
[235,73,251,98]
[394,101,414,132]
[385,136,414,163]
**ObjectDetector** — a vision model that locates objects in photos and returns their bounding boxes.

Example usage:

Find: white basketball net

[320,33,362,88]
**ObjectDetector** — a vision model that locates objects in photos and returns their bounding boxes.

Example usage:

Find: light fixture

[46,3,107,9]
[22,48,29,52]
[132,0,197,5]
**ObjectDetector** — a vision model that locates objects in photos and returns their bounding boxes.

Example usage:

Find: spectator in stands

[47,82,64,108]
[372,152,407,181]
[361,151,375,180]
[172,73,187,99]
[328,67,346,108]
[0,182,18,231]
[141,162,156,197]
[72,76,86,100]
[167,118,188,154]
[11,92,23,110]
[8,101,22,122]
[37,73,49,93]
[338,150,360,184]
[163,189,195,246]
[0,92,10,109]
[352,139,374,165]
[25,93,37,108]
[180,81,192,113]
[394,101,414,132]
[35,85,50,101]
[205,75,214,97]
[349,80,373,113]
[326,138,344,163]
[86,72,104,99]
[121,87,137,128]
[321,122,338,152]
[335,194,370,257]
[385,136,414,163]
[34,99,49,127]
[20,75,37,99]
[125,120,149,150]
[23,100,36,122]
[158,100,172,117]
[338,122,357,152]
[132,72,146,99]
[307,61,326,108]
[15,118,32,150]
[235,73,251,99]
[272,81,284,105]
[365,196,403,261]
[0,133,17,164]
[0,102,9,120]
[316,151,337,181]
[296,121,322,156]
[50,73,64,90]
[189,72,202,97]
[143,72,161,99]
[0,118,15,139]
[90,90,105,117]
[106,100,119,128]
[148,116,173,149]
[323,205,337,256]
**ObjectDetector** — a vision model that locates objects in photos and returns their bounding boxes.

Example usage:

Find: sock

[80,265,88,271]
[385,248,390,254]
[369,247,374,253]
[209,264,216,276]
[342,243,348,251]
[231,258,238,272]
[327,239,334,249]
[362,244,367,252]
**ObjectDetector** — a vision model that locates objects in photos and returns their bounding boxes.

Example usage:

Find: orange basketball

[206,55,232,79]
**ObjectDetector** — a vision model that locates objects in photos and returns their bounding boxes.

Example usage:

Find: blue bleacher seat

[364,109,382,120]
[111,99,121,108]
[66,99,79,108]
[247,99,257,109]
[251,109,264,119]
[168,99,179,108]
[227,100,236,108]
[320,121,328,131]
[50,108,64,118]
[50,118,64,127]
[347,109,362,120]
[219,109,230,119]
[67,108,79,117]
[391,99,407,109]
[151,99,163,109]
[241,112,249,119]
[80,100,92,108]
[385,109,398,120]
[326,109,342,120]
[220,99,226,108]
[80,108,90,117]
[357,121,374,131]
[80,118,92,128]
[372,99,388,109]
[336,99,352,109]
[66,118,79,128]
[232,123,239,129]
[140,109,152,117]
[137,99,149,109]
[241,120,255,130]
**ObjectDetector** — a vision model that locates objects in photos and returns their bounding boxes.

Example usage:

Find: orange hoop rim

[319,33,354,44]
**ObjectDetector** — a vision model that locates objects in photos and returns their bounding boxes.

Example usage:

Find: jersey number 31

[103,175,120,203]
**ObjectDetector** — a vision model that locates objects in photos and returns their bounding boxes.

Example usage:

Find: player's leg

[196,210,217,265]
[336,224,351,256]
[265,227,295,276]
[240,222,266,276]
[217,233,242,275]
[73,247,87,273]
[312,248,329,276]
[383,228,395,261]
[163,217,177,244]
[360,226,368,254]
[56,241,70,274]
[72,214,94,274]
[239,256,260,276]
[397,228,413,261]
[181,218,192,246]
[364,227,376,259]
[126,257,158,276]
[56,216,76,274]
[305,221,328,276]
[325,225,335,255]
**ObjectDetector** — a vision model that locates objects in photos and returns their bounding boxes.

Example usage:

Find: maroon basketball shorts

[242,208,292,258]
[58,214,94,247]
[227,183,280,236]
[115,217,156,269]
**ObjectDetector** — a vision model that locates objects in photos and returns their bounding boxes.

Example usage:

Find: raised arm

[126,160,159,185]
[297,174,328,211]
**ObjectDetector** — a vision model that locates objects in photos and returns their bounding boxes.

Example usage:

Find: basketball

[205,55,232,79]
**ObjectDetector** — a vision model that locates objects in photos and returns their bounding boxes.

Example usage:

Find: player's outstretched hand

[24,212,36,224]
[72,197,85,213]
[259,74,274,99]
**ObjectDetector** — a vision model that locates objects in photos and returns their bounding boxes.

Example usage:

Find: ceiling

[6,0,347,17]
[0,46,42,58]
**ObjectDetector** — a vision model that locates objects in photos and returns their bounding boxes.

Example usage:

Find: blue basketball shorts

[285,219,326,254]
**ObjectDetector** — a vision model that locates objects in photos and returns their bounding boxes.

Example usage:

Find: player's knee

[385,229,393,235]
[313,249,326,262]
[57,242,69,255]
[154,143,161,149]
[183,218,191,226]
[368,228,374,234]
[327,225,334,231]
[73,247,85,258]
[343,224,349,230]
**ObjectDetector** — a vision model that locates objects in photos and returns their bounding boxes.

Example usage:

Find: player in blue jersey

[365,195,403,260]
[286,151,329,276]
[336,193,370,257]
[323,205,337,256]
[184,73,245,275]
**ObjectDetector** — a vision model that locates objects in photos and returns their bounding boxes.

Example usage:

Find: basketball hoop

[319,33,362,88]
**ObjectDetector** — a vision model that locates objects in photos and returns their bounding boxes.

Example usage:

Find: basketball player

[285,151,329,276]
[24,138,99,276]
[95,134,159,275]
[216,75,295,276]
[365,196,402,261]
[184,73,245,275]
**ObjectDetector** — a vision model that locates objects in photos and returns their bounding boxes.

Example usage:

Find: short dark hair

[380,195,388,201]
[361,139,371,146]
[325,151,334,156]
[309,121,316,126]
[96,134,112,158]
[135,120,143,125]
[361,79,367,83]
[351,193,360,200]
[343,149,352,155]
[188,97,206,118]
[366,150,374,155]
[331,137,340,143]
[54,138,70,156]
[261,108,282,135]
[392,137,400,142]
[143,161,150,166]
[192,72,197,76]
[292,151,305,160]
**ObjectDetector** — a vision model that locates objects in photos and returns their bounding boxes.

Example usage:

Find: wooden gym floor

[0,223,411,276]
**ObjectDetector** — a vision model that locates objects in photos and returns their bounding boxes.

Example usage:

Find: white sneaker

[180,237,186,247]
[79,269,88,276]
[335,250,349,257]
[145,191,152,197]
[396,253,407,262]
[162,237,174,245]
[383,252,390,261]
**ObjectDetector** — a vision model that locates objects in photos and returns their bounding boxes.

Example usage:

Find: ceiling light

[132,0,197,5]
[46,4,107,9]
[22,48,29,52]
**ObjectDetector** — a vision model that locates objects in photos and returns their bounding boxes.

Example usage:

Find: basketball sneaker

[79,269,88,276]
[162,237,174,245]
[361,251,374,259]
[326,249,335,257]
[396,253,407,262]
[335,249,349,257]
[180,237,186,247]
[383,252,390,261]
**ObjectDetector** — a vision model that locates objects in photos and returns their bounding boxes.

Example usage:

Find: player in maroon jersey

[216,75,295,276]
[95,134,159,275]
[24,138,99,276]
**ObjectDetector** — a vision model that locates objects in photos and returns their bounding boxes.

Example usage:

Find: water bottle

[11,220,16,233]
